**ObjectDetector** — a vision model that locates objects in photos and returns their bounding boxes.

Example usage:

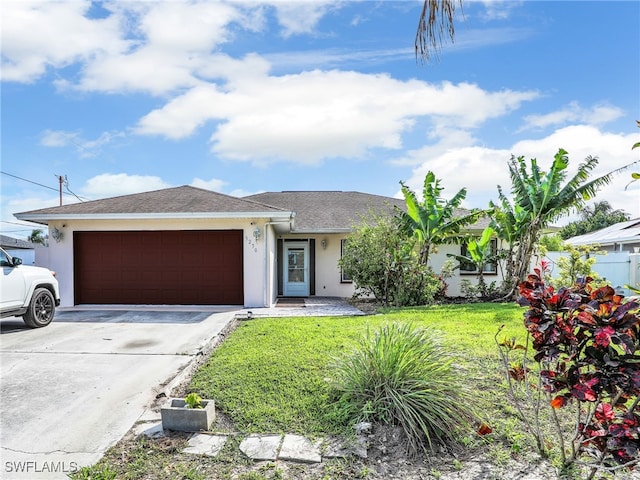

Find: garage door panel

[74,231,243,305]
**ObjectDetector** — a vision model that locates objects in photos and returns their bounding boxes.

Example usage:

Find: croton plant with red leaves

[517,263,639,471]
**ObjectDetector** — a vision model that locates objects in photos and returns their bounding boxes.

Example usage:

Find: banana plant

[447,226,497,297]
[399,171,483,267]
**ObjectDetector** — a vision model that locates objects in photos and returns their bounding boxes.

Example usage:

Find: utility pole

[55,175,63,206]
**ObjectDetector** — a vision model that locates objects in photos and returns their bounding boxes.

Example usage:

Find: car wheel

[23,288,56,328]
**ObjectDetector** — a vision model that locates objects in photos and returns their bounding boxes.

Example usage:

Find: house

[564,218,640,253]
[14,186,494,308]
[0,234,40,265]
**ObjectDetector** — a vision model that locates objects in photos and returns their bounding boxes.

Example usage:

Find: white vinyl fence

[542,252,640,296]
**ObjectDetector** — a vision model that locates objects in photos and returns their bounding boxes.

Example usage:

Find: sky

[1,0,639,240]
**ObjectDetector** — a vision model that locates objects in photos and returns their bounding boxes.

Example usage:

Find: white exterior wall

[45,218,265,308]
[424,245,506,298]
[278,233,356,298]
[314,234,355,297]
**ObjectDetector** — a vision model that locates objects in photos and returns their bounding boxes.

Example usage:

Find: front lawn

[189,303,525,437]
[76,302,616,479]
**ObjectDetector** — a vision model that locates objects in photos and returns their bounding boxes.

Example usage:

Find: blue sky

[2,0,639,239]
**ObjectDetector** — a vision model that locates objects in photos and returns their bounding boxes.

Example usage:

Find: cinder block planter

[161,398,216,432]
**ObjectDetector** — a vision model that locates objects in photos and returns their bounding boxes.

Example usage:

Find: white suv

[0,247,60,328]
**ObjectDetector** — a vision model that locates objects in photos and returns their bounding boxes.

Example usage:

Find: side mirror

[12,257,23,266]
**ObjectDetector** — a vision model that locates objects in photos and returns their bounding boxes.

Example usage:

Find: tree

[415,0,462,63]
[488,185,530,294]
[500,149,631,299]
[558,200,630,240]
[399,172,483,267]
[28,229,46,245]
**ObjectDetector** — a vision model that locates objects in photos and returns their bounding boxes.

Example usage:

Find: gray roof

[14,186,489,233]
[15,186,290,222]
[0,235,39,250]
[565,218,640,246]
[246,191,406,232]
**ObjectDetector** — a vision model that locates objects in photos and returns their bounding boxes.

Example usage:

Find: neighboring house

[14,186,496,308]
[564,218,640,253]
[542,218,640,295]
[0,234,39,265]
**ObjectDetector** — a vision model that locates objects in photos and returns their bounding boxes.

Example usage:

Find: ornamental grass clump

[329,322,475,454]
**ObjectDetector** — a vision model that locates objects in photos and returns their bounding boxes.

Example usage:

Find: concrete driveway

[0,307,237,479]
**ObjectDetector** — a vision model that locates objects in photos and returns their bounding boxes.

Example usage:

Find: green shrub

[339,212,442,307]
[329,322,475,454]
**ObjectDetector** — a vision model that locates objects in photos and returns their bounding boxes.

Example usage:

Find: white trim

[16,212,294,222]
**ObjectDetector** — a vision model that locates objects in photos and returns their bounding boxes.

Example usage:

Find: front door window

[284,242,309,296]
[287,248,305,283]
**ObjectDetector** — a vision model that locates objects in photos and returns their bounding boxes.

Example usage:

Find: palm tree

[502,149,634,298]
[399,171,483,266]
[415,0,462,62]
[28,229,46,245]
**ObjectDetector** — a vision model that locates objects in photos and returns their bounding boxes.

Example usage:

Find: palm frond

[415,0,461,63]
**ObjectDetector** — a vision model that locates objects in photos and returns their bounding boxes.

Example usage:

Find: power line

[1,171,59,192]
[1,220,41,227]
[1,171,90,201]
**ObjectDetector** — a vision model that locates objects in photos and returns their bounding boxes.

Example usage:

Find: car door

[1,250,27,310]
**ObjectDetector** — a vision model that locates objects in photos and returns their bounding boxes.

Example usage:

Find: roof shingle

[16,186,288,216]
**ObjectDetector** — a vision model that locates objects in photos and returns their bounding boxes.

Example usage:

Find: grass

[73,302,567,480]
[188,302,525,437]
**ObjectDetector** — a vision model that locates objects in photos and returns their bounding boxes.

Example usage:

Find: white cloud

[40,130,80,147]
[134,84,226,139]
[2,195,61,224]
[40,129,125,158]
[190,177,227,192]
[271,0,336,37]
[80,173,172,199]
[477,1,523,21]
[402,125,640,218]
[3,1,338,93]
[70,2,246,95]
[1,0,127,82]
[521,102,625,131]
[134,69,537,164]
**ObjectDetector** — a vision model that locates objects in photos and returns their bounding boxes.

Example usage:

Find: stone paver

[239,434,282,461]
[238,297,365,319]
[183,433,228,457]
[279,434,321,464]
[180,431,363,464]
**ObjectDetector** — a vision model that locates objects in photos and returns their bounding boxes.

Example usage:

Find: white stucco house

[14,186,496,308]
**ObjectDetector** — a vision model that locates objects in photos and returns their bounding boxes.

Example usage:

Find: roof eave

[15,211,294,222]
[290,228,352,234]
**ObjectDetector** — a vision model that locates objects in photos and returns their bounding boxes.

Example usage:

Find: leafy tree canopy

[558,201,630,240]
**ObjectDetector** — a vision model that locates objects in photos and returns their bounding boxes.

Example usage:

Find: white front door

[284,242,309,296]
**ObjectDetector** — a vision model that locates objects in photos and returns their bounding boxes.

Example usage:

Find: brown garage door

[74,231,243,305]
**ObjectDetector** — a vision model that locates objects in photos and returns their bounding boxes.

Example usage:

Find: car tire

[22,288,56,328]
